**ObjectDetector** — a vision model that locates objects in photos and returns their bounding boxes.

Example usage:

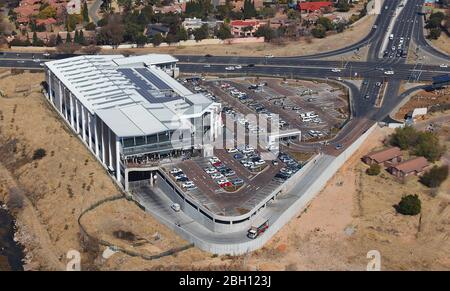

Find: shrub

[32,148,46,160]
[420,165,449,188]
[395,194,421,216]
[311,25,326,38]
[366,163,381,176]
[389,126,445,161]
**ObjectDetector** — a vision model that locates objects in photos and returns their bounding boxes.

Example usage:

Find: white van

[389,34,394,40]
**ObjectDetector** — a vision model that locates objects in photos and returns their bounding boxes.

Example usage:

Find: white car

[33,58,40,62]
[170,168,183,174]
[225,66,235,71]
[234,65,242,69]
[204,64,211,68]
[182,181,195,188]
[211,173,224,180]
[171,203,181,212]
[216,179,229,185]
[227,148,238,153]
[265,54,274,58]
[439,64,448,68]
[331,68,341,73]
[209,157,220,164]
[254,160,266,166]
[204,167,217,174]
[384,70,395,75]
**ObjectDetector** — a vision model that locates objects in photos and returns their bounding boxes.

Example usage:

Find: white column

[101,120,106,164]
[58,81,63,113]
[47,71,52,100]
[209,111,214,142]
[115,137,121,183]
[94,116,99,157]
[69,93,74,129]
[87,113,92,149]
[108,128,113,169]
[75,99,80,134]
[81,105,86,142]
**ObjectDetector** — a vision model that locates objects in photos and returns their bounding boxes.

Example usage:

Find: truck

[247,217,269,239]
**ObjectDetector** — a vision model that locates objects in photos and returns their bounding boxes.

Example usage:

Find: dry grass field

[0,70,448,270]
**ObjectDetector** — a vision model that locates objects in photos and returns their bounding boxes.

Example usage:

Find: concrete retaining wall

[169,123,378,255]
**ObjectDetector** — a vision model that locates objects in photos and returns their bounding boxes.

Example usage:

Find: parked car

[211,173,224,179]
[231,178,244,186]
[170,168,183,175]
[182,181,195,188]
[204,167,217,174]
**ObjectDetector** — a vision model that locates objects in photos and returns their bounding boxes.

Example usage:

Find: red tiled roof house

[230,19,261,37]
[298,1,333,13]
[362,147,403,166]
[388,157,430,178]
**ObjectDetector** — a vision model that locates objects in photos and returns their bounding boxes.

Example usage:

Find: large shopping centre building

[44,54,222,189]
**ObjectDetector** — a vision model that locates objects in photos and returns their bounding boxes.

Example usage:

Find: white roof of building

[45,54,214,138]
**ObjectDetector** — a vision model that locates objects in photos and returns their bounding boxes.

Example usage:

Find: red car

[219,182,232,188]
[212,161,223,167]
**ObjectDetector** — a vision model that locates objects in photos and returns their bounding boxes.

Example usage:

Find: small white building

[44,54,221,190]
[67,0,81,15]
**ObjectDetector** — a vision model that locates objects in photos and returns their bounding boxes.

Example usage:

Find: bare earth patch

[1,70,448,270]
[113,15,376,58]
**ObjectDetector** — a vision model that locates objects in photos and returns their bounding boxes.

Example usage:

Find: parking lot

[161,75,345,216]
[162,144,307,216]
[181,76,349,143]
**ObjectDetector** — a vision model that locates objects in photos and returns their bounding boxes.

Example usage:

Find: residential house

[230,19,261,37]
[388,157,430,178]
[182,17,222,31]
[146,23,170,38]
[362,147,403,166]
[298,1,333,13]
[231,0,264,12]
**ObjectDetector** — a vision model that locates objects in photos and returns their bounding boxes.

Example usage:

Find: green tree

[317,17,333,31]
[56,34,63,45]
[74,29,80,43]
[428,28,441,39]
[215,23,232,40]
[389,126,419,150]
[135,33,147,47]
[66,31,72,43]
[311,24,326,38]
[366,163,381,176]
[335,22,346,33]
[395,194,421,216]
[79,30,85,45]
[335,0,350,12]
[193,23,209,41]
[255,25,275,42]
[82,1,89,23]
[175,27,188,42]
[151,32,164,46]
[243,0,257,19]
[420,165,449,188]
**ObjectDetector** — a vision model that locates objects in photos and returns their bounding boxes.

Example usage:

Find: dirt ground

[113,15,375,58]
[430,29,450,56]
[5,14,375,59]
[394,88,450,120]
[1,70,448,270]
